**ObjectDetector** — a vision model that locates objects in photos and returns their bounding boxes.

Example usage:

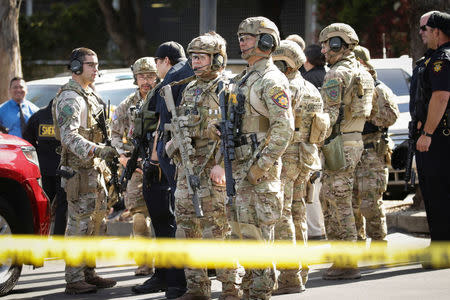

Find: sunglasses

[420,25,427,32]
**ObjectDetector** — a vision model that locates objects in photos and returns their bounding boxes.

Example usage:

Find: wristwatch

[421,130,433,137]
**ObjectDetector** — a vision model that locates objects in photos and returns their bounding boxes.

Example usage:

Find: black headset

[258,33,274,51]
[68,49,83,75]
[274,60,288,73]
[329,36,346,52]
[211,53,225,70]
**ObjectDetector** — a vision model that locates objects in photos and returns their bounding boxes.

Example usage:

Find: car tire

[0,197,23,296]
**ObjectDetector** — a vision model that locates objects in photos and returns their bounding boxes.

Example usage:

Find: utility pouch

[310,112,330,144]
[65,173,80,202]
[322,135,346,171]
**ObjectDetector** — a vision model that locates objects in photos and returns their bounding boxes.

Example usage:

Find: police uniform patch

[323,78,341,104]
[433,60,443,73]
[271,89,289,109]
[39,124,55,137]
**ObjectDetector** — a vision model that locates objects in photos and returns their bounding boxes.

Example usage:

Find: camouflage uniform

[352,46,399,241]
[272,40,324,293]
[223,17,294,300]
[169,33,235,299]
[53,79,109,284]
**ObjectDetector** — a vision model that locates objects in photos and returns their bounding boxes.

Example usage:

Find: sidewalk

[385,193,429,234]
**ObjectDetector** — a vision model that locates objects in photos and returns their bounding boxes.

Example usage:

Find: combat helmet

[131,57,157,84]
[272,39,306,71]
[353,45,374,70]
[187,32,227,70]
[319,23,359,49]
[237,16,281,52]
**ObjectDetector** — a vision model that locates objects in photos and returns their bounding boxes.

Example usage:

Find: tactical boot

[135,265,154,276]
[85,275,117,288]
[65,280,97,295]
[322,266,361,280]
[175,292,210,300]
[272,284,306,295]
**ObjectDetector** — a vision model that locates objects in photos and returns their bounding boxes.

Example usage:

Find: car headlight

[21,146,40,167]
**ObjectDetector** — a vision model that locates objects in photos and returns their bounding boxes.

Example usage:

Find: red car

[0,133,50,296]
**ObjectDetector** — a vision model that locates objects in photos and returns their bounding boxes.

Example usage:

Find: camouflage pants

[275,147,309,289]
[320,141,363,241]
[126,171,151,238]
[174,166,232,297]
[63,167,107,283]
[225,159,283,300]
[353,148,388,241]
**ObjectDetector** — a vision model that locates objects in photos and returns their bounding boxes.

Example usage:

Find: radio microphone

[238,46,255,55]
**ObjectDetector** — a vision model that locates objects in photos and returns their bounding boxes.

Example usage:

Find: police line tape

[0,235,449,268]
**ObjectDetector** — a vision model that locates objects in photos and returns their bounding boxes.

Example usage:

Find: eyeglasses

[420,25,427,32]
[238,34,256,43]
[137,74,157,81]
[191,53,210,61]
[83,62,98,68]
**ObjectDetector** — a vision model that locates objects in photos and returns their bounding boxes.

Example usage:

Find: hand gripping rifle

[161,84,204,217]
[218,81,236,205]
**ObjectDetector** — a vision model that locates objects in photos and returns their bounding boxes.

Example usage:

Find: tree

[0,0,22,103]
[97,0,147,65]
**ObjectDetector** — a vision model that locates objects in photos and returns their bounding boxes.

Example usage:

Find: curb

[385,194,429,234]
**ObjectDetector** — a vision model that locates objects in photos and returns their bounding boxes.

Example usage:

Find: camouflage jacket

[54,79,104,168]
[111,89,145,155]
[231,57,294,171]
[321,52,374,134]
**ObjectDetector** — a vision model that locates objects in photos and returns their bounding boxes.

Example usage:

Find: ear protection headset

[258,33,274,51]
[211,53,224,70]
[68,49,83,75]
[329,36,345,52]
[274,60,288,73]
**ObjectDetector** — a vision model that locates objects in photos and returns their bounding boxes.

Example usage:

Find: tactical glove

[206,122,221,141]
[94,145,119,163]
[247,163,265,185]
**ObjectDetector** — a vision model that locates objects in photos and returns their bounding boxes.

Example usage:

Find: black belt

[435,127,450,136]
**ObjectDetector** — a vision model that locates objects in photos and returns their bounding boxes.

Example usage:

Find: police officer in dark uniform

[132,41,193,299]
[23,99,67,235]
[414,11,450,248]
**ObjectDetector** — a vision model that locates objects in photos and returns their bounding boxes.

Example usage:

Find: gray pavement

[5,231,449,300]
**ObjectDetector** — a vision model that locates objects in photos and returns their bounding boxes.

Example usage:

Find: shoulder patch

[424,58,431,66]
[270,87,289,109]
[433,60,443,73]
[322,78,342,103]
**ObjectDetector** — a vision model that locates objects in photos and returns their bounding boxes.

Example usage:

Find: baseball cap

[154,41,186,62]
[426,11,450,36]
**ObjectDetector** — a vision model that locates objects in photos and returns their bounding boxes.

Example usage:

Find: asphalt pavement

[4,231,450,300]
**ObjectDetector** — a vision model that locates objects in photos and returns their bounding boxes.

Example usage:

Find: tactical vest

[132,83,160,139]
[291,74,324,143]
[176,77,222,145]
[338,57,374,133]
[52,81,105,169]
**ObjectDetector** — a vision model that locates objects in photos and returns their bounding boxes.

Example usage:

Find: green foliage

[317,0,410,58]
[20,0,110,60]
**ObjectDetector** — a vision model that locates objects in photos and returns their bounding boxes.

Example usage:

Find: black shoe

[132,275,167,294]
[165,287,187,299]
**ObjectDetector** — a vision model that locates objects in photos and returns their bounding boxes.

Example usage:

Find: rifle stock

[161,84,204,217]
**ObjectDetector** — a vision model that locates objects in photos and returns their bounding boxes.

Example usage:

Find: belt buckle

[443,128,450,136]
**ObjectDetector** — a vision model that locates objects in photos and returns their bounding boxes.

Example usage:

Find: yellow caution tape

[0,235,449,269]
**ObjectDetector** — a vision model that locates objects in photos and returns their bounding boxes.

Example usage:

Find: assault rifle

[218,81,236,205]
[96,101,122,197]
[161,84,204,217]
[404,120,417,191]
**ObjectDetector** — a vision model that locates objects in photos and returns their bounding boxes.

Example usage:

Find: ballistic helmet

[273,39,306,70]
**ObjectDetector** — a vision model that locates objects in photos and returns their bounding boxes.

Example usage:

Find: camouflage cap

[319,23,359,46]
[353,46,374,70]
[187,32,227,67]
[131,57,157,75]
[272,39,306,70]
[237,16,280,48]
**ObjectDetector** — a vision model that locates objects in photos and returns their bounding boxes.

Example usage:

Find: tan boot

[65,280,97,295]
[135,265,154,276]
[219,294,241,300]
[85,275,117,288]
[272,284,305,295]
[322,266,361,280]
